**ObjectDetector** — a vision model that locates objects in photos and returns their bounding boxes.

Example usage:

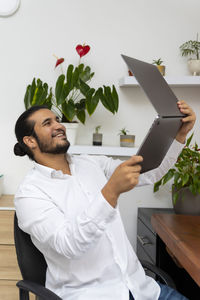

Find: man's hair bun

[13,142,26,156]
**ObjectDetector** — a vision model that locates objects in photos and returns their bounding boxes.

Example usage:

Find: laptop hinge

[161,115,184,118]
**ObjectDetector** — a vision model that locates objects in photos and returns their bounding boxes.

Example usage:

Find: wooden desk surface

[0,195,14,208]
[151,214,200,287]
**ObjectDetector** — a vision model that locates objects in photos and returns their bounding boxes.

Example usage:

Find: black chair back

[14,212,47,286]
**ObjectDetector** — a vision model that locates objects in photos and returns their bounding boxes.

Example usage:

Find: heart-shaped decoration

[76,44,90,58]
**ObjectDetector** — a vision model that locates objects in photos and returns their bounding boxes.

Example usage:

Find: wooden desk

[151,214,200,287]
[0,195,35,299]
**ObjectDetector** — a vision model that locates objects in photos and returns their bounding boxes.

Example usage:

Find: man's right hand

[102,155,143,208]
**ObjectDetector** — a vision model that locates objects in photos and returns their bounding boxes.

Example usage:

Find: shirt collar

[34,154,73,179]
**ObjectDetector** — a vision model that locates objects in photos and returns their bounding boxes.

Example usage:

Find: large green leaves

[55,75,66,105]
[75,99,86,124]
[79,65,94,82]
[24,63,119,125]
[61,100,75,122]
[86,88,98,115]
[99,85,118,114]
[154,133,200,197]
[24,78,52,109]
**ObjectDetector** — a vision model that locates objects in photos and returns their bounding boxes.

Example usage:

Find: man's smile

[52,130,66,138]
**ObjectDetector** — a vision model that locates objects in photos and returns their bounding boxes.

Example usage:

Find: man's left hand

[176,100,196,144]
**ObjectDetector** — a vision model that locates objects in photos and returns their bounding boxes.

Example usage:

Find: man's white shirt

[15,140,182,300]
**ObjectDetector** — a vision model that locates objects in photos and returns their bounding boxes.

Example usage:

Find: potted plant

[180,33,200,75]
[24,43,119,145]
[93,125,103,146]
[118,128,135,147]
[152,58,165,76]
[154,133,200,215]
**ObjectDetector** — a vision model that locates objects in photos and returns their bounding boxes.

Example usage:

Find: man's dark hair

[14,105,48,161]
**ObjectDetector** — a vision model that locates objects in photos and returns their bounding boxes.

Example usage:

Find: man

[14,101,195,300]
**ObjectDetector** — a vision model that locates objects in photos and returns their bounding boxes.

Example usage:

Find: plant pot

[172,186,200,215]
[120,135,135,147]
[187,59,200,75]
[156,65,165,76]
[61,122,79,146]
[128,70,133,76]
[93,133,102,146]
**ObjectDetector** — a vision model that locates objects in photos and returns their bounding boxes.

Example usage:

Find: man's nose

[54,121,65,131]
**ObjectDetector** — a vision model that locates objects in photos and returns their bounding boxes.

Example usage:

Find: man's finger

[130,164,142,173]
[123,155,143,166]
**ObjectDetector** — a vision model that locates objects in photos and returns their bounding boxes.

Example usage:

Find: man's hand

[176,100,196,144]
[102,155,143,207]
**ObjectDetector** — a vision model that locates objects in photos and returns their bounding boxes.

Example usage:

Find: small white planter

[93,133,103,146]
[187,59,200,75]
[61,123,79,146]
[120,135,135,147]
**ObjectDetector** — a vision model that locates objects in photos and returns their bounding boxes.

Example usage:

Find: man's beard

[33,131,70,154]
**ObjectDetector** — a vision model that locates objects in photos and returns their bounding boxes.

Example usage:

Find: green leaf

[77,109,86,124]
[162,169,175,185]
[75,99,86,110]
[72,67,79,88]
[62,101,75,122]
[63,83,71,99]
[55,74,65,105]
[32,87,39,105]
[66,64,74,90]
[182,173,189,186]
[86,88,98,115]
[104,86,115,112]
[24,77,53,110]
[99,87,111,111]
[24,85,31,109]
[79,65,94,82]
[99,85,119,114]
[173,191,179,205]
[189,184,197,195]
[174,172,181,185]
[24,78,37,109]
[78,63,84,74]
[153,179,162,192]
[35,86,48,105]
[79,80,90,96]
[45,88,53,109]
[112,85,119,113]
[186,133,194,147]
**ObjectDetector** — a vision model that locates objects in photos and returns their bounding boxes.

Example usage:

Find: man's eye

[44,121,50,126]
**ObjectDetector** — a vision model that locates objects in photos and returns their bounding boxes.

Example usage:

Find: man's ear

[23,136,37,150]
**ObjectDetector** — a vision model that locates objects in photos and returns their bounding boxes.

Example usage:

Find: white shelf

[119,76,200,87]
[68,145,138,157]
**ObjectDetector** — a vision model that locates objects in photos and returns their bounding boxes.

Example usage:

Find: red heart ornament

[76,44,90,57]
[55,57,64,68]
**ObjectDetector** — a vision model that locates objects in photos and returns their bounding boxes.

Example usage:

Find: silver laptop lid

[121,55,184,118]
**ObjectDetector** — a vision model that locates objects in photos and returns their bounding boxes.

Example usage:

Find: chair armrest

[141,260,176,289]
[16,280,62,300]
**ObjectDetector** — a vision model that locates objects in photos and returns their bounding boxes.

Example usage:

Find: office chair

[14,213,176,300]
[14,213,62,300]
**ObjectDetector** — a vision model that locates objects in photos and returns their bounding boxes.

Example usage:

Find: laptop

[121,55,185,173]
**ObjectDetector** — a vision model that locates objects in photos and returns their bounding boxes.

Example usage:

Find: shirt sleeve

[138,139,183,186]
[84,155,122,179]
[14,184,117,260]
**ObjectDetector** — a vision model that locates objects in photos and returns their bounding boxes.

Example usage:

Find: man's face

[29,109,70,154]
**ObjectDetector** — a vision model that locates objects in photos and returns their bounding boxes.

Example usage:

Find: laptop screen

[121,55,184,118]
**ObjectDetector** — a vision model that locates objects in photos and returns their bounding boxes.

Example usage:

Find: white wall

[1,0,200,249]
